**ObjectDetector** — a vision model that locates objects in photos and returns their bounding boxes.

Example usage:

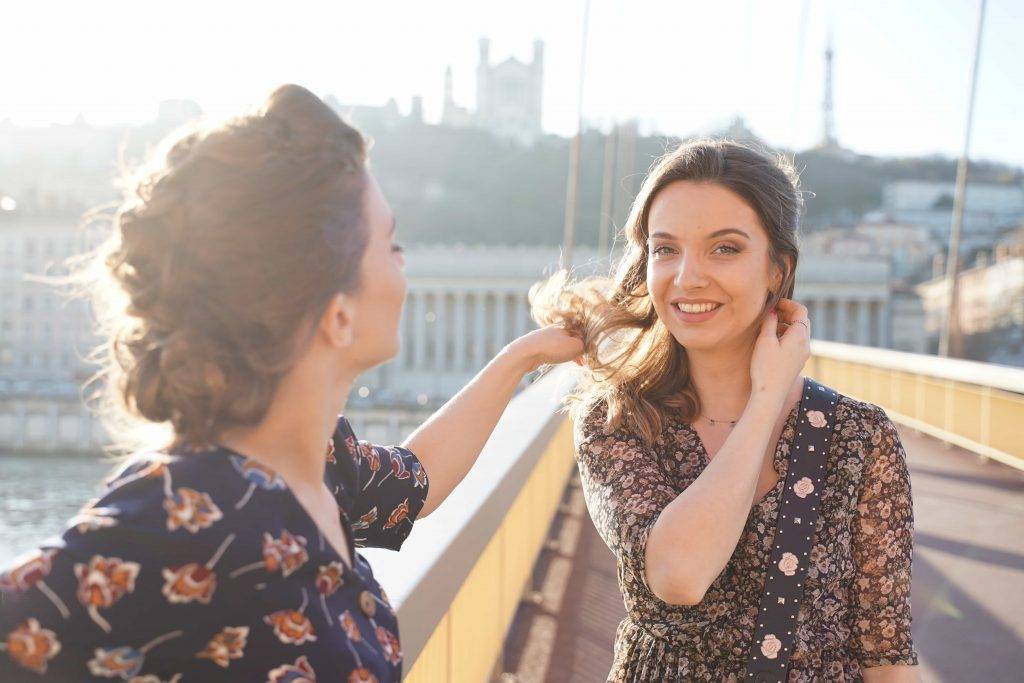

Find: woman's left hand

[505,325,585,374]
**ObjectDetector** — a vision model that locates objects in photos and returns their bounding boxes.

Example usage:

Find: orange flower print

[359,443,382,491]
[793,477,815,498]
[263,530,309,577]
[268,654,317,683]
[162,564,216,604]
[195,626,249,668]
[382,499,410,530]
[74,555,141,632]
[760,633,782,659]
[325,438,337,464]
[388,450,410,480]
[316,563,344,596]
[4,618,61,674]
[0,549,71,618]
[351,507,378,531]
[230,530,308,579]
[375,625,402,666]
[264,611,317,645]
[163,487,223,534]
[87,630,183,679]
[129,675,183,682]
[264,588,317,645]
[806,409,827,428]
[778,552,799,577]
[345,435,358,457]
[316,562,345,623]
[339,610,362,642]
[349,667,379,683]
[162,534,235,605]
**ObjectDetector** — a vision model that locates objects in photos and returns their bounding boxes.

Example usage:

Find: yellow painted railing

[360,365,579,681]
[404,417,575,682]
[366,344,1022,683]
[808,340,1024,471]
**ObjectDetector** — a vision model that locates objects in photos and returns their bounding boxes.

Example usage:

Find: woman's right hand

[750,298,811,399]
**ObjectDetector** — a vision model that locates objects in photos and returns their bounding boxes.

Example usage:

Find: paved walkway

[498,423,1024,682]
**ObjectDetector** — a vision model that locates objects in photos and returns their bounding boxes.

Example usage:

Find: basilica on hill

[442,37,545,146]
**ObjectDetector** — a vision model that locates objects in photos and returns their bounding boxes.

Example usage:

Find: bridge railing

[364,343,1024,681]
[362,363,578,681]
[807,340,1024,471]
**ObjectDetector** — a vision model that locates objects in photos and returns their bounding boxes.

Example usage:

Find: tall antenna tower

[820,31,838,149]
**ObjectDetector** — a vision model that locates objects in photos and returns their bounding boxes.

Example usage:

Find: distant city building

[0,218,104,383]
[442,37,544,145]
[0,218,108,453]
[915,225,1024,362]
[1,235,935,452]
[810,219,941,282]
[882,180,1024,249]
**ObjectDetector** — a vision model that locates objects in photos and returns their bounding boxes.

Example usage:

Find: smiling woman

[529,138,919,681]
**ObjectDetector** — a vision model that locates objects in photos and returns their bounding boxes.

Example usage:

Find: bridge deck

[498,422,1024,682]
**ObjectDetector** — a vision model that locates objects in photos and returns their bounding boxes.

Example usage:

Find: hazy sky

[4,0,1022,165]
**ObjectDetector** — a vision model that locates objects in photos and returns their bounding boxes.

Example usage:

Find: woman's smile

[671,301,724,323]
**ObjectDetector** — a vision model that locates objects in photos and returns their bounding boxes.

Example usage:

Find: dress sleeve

[329,416,429,552]
[0,460,266,681]
[849,405,919,668]
[573,402,679,597]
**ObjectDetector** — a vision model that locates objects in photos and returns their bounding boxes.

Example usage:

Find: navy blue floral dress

[0,415,429,682]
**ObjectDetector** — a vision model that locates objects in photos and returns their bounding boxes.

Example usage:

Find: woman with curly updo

[0,84,582,681]
[530,139,919,681]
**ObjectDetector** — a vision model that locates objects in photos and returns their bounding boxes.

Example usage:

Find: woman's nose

[673,252,708,288]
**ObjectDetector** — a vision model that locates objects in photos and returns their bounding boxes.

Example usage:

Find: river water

[0,454,115,562]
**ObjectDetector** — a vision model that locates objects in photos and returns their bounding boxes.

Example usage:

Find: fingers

[775,299,811,344]
[760,307,779,340]
[774,298,808,324]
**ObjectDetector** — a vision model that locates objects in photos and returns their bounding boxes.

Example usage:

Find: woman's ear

[770,254,793,294]
[320,292,355,348]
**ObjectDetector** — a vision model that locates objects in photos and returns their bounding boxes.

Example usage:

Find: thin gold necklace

[701,414,738,427]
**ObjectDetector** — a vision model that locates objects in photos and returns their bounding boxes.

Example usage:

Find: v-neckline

[209,444,358,575]
[682,389,804,510]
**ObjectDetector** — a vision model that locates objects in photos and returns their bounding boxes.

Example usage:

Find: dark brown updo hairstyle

[530,138,802,447]
[78,84,369,454]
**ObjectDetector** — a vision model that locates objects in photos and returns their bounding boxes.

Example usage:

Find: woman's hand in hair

[505,325,586,374]
[749,298,810,398]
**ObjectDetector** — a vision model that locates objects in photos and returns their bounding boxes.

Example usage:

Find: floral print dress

[574,392,918,682]
[0,414,429,682]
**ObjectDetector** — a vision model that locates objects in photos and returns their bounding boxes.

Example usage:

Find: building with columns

[1,238,919,452]
[353,244,908,409]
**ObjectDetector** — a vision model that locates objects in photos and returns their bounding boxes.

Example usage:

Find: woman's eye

[650,245,673,257]
[714,244,740,255]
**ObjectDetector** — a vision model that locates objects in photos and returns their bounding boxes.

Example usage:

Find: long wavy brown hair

[69,84,370,456]
[529,138,802,447]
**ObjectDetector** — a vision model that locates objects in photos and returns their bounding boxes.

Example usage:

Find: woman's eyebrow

[649,228,750,241]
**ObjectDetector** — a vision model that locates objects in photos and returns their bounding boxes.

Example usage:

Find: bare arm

[403,327,582,518]
[645,299,811,605]
[402,347,530,518]
[644,387,788,605]
[863,666,920,682]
